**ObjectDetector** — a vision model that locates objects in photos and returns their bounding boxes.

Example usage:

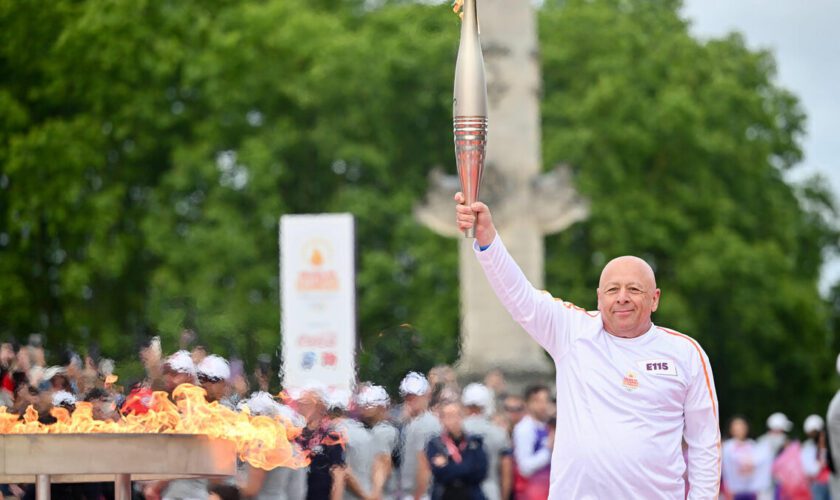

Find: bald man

[455,194,721,499]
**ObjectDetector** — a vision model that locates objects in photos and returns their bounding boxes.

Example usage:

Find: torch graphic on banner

[453,0,488,239]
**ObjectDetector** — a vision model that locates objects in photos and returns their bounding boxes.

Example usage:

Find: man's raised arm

[683,344,721,499]
[455,193,580,359]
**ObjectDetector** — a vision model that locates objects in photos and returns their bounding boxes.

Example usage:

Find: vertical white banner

[280,214,356,396]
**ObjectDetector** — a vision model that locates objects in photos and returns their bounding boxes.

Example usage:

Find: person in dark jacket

[426,400,488,500]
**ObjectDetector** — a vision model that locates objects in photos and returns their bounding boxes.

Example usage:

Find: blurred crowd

[7,333,840,500]
[719,353,840,500]
[0,335,557,500]
[721,412,830,500]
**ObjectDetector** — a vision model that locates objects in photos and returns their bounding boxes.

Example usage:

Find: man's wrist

[476,229,497,249]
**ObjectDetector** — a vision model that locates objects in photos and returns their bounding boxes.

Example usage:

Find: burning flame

[0,384,308,470]
[453,0,464,18]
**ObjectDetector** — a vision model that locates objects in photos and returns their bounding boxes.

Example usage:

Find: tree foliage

[1,0,837,422]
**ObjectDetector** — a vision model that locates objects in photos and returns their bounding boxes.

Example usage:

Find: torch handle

[462,190,477,239]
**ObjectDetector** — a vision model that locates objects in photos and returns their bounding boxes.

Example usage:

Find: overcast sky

[680,0,840,293]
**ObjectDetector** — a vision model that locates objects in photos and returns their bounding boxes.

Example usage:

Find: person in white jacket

[801,414,831,500]
[454,193,721,500]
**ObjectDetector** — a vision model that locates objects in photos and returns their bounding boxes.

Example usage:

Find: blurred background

[0,0,838,429]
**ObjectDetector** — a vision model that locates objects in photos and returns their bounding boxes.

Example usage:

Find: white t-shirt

[398,411,441,496]
[475,235,721,500]
[512,414,552,478]
[722,438,758,494]
[338,417,377,500]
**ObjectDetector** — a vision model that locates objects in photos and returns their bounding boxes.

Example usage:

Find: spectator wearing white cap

[294,385,347,500]
[462,383,512,500]
[162,350,197,393]
[196,355,232,408]
[237,392,307,500]
[762,413,793,451]
[356,384,398,500]
[397,372,441,500]
[753,412,793,500]
[51,390,76,410]
[328,388,378,500]
[147,351,206,500]
[801,414,831,500]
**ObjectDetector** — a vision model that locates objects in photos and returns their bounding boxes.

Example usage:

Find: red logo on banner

[322,352,337,367]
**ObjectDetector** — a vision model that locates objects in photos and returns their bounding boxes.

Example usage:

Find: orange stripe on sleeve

[658,326,722,494]
[657,327,717,418]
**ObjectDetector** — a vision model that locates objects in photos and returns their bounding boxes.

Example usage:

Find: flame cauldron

[0,434,236,500]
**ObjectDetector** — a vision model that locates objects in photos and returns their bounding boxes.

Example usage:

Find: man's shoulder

[554,299,602,322]
[654,326,709,357]
[336,416,363,431]
[407,412,441,439]
[417,411,442,429]
[464,416,505,438]
[373,420,397,435]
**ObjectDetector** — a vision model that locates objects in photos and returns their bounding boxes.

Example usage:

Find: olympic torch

[453,0,488,239]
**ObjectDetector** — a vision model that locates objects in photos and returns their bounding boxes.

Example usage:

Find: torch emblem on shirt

[622,371,640,392]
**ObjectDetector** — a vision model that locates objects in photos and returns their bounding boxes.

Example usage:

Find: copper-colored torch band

[454,116,488,238]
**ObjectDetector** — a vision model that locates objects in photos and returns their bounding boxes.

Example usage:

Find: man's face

[164,370,194,392]
[440,403,464,436]
[0,343,14,367]
[295,391,326,423]
[597,257,660,338]
[527,390,551,423]
[729,418,749,440]
[92,397,117,421]
[484,369,505,393]
[15,349,30,371]
[139,340,161,367]
[15,385,38,407]
[403,393,429,417]
[503,396,526,426]
[359,404,385,423]
[51,374,68,391]
[200,379,228,403]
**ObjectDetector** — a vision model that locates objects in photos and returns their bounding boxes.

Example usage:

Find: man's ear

[651,289,661,312]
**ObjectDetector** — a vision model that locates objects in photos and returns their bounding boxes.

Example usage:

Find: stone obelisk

[416,0,588,385]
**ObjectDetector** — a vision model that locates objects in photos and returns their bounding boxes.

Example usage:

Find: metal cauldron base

[0,434,237,500]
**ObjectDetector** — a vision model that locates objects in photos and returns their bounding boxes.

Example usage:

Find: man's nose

[616,288,630,302]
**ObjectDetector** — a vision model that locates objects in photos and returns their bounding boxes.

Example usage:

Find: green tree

[0,1,213,358]
[1,0,837,415]
[140,1,461,389]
